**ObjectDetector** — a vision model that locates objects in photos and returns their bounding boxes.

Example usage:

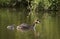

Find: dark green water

[0,8,60,39]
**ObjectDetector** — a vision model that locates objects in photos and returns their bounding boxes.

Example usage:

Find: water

[0,8,60,39]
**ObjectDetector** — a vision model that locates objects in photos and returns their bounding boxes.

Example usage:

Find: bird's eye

[37,20,39,21]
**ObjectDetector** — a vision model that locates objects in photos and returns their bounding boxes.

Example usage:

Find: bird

[16,19,40,32]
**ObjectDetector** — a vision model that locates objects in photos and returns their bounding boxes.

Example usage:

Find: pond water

[0,8,60,39]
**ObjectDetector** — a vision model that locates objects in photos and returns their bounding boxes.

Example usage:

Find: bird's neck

[32,22,36,27]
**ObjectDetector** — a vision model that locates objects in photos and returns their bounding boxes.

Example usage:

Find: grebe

[16,20,40,32]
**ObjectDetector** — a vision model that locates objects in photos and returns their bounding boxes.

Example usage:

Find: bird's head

[34,19,40,24]
[32,19,40,26]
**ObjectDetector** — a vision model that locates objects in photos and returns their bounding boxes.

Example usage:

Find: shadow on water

[0,8,60,39]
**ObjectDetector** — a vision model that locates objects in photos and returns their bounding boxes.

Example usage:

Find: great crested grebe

[16,20,40,32]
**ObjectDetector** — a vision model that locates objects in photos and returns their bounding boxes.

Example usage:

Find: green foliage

[0,0,59,10]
